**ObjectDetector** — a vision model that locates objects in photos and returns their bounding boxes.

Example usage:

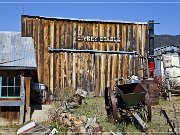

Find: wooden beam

[20,76,25,124]
[25,77,30,110]
[25,77,31,122]
[49,21,54,94]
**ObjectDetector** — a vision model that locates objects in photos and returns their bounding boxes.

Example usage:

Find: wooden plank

[88,23,94,92]
[107,24,111,87]
[100,23,105,96]
[92,23,96,93]
[77,22,84,88]
[103,24,108,88]
[72,22,77,89]
[64,22,68,87]
[110,24,116,87]
[69,22,73,87]
[60,22,65,89]
[134,24,139,76]
[40,19,44,83]
[21,17,25,36]
[144,25,148,78]
[139,25,143,78]
[49,21,54,94]
[122,24,127,83]
[20,76,25,124]
[58,21,62,88]
[43,20,49,88]
[93,23,99,96]
[132,24,137,76]
[53,21,56,92]
[0,101,21,106]
[25,77,31,121]
[117,24,121,85]
[55,21,60,92]
[83,23,89,92]
[25,77,30,110]
[36,19,41,82]
[127,24,132,77]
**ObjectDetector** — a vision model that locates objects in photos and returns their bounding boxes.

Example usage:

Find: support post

[25,77,31,122]
[20,76,25,124]
[148,20,155,78]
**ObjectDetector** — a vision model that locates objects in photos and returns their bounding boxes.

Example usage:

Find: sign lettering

[77,36,121,43]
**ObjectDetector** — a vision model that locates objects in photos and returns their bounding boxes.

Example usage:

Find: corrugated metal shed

[0,32,36,68]
[154,45,180,85]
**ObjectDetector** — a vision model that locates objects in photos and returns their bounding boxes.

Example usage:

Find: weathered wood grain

[21,16,148,96]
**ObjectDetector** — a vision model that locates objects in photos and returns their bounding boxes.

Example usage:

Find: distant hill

[155,35,180,48]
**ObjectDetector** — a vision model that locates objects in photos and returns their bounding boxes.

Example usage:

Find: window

[0,76,21,98]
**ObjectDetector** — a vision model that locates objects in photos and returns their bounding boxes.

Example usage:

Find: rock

[74,119,83,127]
[85,117,97,129]
[61,113,67,118]
[76,88,88,98]
[59,116,63,123]
[88,92,96,97]
[80,127,87,134]
[67,130,73,135]
[92,123,103,134]
[68,102,79,109]
[82,99,88,104]
[102,132,111,135]
[63,118,72,127]
[81,116,87,123]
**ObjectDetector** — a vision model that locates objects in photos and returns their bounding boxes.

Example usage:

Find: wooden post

[25,77,31,122]
[20,76,25,124]
[50,21,54,94]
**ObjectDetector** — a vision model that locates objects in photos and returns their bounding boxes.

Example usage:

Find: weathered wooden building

[21,15,148,96]
[0,32,36,124]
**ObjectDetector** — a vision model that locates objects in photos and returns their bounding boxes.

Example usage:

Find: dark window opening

[0,76,21,98]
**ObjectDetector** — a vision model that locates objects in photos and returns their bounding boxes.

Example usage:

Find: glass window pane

[8,77,14,86]
[15,87,20,97]
[1,87,7,97]
[15,77,21,86]
[2,77,7,86]
[8,87,14,96]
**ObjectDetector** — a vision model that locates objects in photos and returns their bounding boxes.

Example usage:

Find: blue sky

[0,0,180,35]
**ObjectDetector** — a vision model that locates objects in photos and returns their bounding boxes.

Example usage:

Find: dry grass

[1,95,179,134]
[74,97,139,133]
[73,96,180,134]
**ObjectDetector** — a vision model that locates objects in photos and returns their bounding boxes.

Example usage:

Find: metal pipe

[148,20,155,77]
[48,47,137,55]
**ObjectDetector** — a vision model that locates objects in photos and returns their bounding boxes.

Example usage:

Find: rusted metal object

[105,82,152,132]
[105,87,118,122]
[141,79,160,105]
[160,109,177,135]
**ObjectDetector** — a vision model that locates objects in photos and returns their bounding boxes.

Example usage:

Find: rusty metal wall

[21,15,148,96]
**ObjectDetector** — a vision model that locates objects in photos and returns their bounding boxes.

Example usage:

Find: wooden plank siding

[21,15,148,96]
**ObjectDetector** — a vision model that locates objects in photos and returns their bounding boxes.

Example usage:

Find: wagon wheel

[139,103,152,122]
[105,87,118,122]
[146,104,152,122]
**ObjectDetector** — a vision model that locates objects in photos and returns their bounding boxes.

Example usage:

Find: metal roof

[22,15,148,25]
[154,45,180,56]
[0,32,36,68]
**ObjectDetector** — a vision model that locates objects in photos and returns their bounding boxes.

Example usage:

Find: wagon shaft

[132,112,148,132]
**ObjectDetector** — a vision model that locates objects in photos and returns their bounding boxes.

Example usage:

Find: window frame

[0,76,21,98]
